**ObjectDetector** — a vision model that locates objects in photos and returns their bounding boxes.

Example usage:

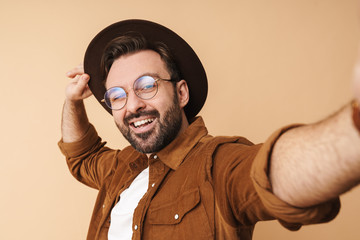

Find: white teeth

[133,118,154,128]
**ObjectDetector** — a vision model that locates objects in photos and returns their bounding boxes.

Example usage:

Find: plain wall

[1,0,360,239]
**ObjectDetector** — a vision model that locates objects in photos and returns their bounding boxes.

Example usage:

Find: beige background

[1,0,360,239]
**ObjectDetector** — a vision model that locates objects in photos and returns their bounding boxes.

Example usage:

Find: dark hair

[101,32,181,86]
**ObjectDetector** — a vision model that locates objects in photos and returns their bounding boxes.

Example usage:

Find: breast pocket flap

[148,188,201,225]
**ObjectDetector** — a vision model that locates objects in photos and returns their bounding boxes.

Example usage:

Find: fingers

[65,67,92,101]
[66,64,84,78]
[73,73,90,90]
[75,74,92,99]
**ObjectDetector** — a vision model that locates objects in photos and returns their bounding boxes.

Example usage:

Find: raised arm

[270,57,360,208]
[61,65,93,143]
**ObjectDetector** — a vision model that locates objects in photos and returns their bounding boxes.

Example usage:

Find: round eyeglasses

[101,75,175,110]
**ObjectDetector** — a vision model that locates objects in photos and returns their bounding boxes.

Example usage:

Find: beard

[115,94,183,153]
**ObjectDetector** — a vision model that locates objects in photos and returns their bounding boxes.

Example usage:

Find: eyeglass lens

[104,76,159,110]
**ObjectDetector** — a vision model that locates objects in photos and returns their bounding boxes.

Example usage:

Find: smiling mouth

[132,118,155,128]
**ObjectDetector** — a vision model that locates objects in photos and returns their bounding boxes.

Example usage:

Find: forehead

[105,50,169,88]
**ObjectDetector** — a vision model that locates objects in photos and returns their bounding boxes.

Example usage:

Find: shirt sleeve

[58,124,119,189]
[250,125,340,230]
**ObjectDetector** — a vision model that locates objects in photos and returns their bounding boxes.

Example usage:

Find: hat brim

[84,19,207,120]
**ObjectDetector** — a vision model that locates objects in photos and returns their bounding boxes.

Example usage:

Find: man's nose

[125,91,146,113]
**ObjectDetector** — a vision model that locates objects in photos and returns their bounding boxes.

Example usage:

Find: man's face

[105,50,186,153]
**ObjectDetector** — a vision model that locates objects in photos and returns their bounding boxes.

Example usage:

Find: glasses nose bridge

[125,86,146,112]
[122,81,139,99]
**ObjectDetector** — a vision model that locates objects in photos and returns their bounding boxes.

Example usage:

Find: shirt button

[153,155,158,159]
[102,204,105,208]
[134,225,138,230]
[151,183,155,187]
[174,214,179,220]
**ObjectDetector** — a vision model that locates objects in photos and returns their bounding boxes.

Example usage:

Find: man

[59,19,360,239]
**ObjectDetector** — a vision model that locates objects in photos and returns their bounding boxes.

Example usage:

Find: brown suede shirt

[58,117,340,240]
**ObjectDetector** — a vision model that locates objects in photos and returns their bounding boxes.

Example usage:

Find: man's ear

[176,80,189,108]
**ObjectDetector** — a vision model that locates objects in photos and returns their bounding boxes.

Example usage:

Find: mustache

[124,110,160,124]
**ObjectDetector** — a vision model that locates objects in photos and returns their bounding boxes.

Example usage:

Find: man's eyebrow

[136,72,160,79]
[106,73,163,89]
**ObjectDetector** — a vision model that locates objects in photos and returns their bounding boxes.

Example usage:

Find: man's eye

[140,84,156,91]
[112,95,126,102]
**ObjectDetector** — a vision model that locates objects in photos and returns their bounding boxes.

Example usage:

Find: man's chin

[128,133,159,153]
[117,123,162,153]
[131,142,157,154]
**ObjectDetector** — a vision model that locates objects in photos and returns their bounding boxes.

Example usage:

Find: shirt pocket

[147,187,213,239]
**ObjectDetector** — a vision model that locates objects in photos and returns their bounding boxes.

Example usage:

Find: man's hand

[61,65,92,143]
[65,65,92,101]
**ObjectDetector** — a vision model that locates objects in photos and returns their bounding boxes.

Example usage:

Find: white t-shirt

[108,167,149,240]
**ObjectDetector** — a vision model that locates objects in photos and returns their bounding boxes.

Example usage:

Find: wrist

[65,98,85,106]
[352,100,360,133]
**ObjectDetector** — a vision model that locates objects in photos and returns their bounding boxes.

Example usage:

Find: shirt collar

[156,116,208,170]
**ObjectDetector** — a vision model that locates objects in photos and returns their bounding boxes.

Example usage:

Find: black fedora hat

[84,19,207,120]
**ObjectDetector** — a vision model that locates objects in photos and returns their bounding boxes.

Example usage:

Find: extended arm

[270,52,360,208]
[270,103,360,207]
[61,65,93,142]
